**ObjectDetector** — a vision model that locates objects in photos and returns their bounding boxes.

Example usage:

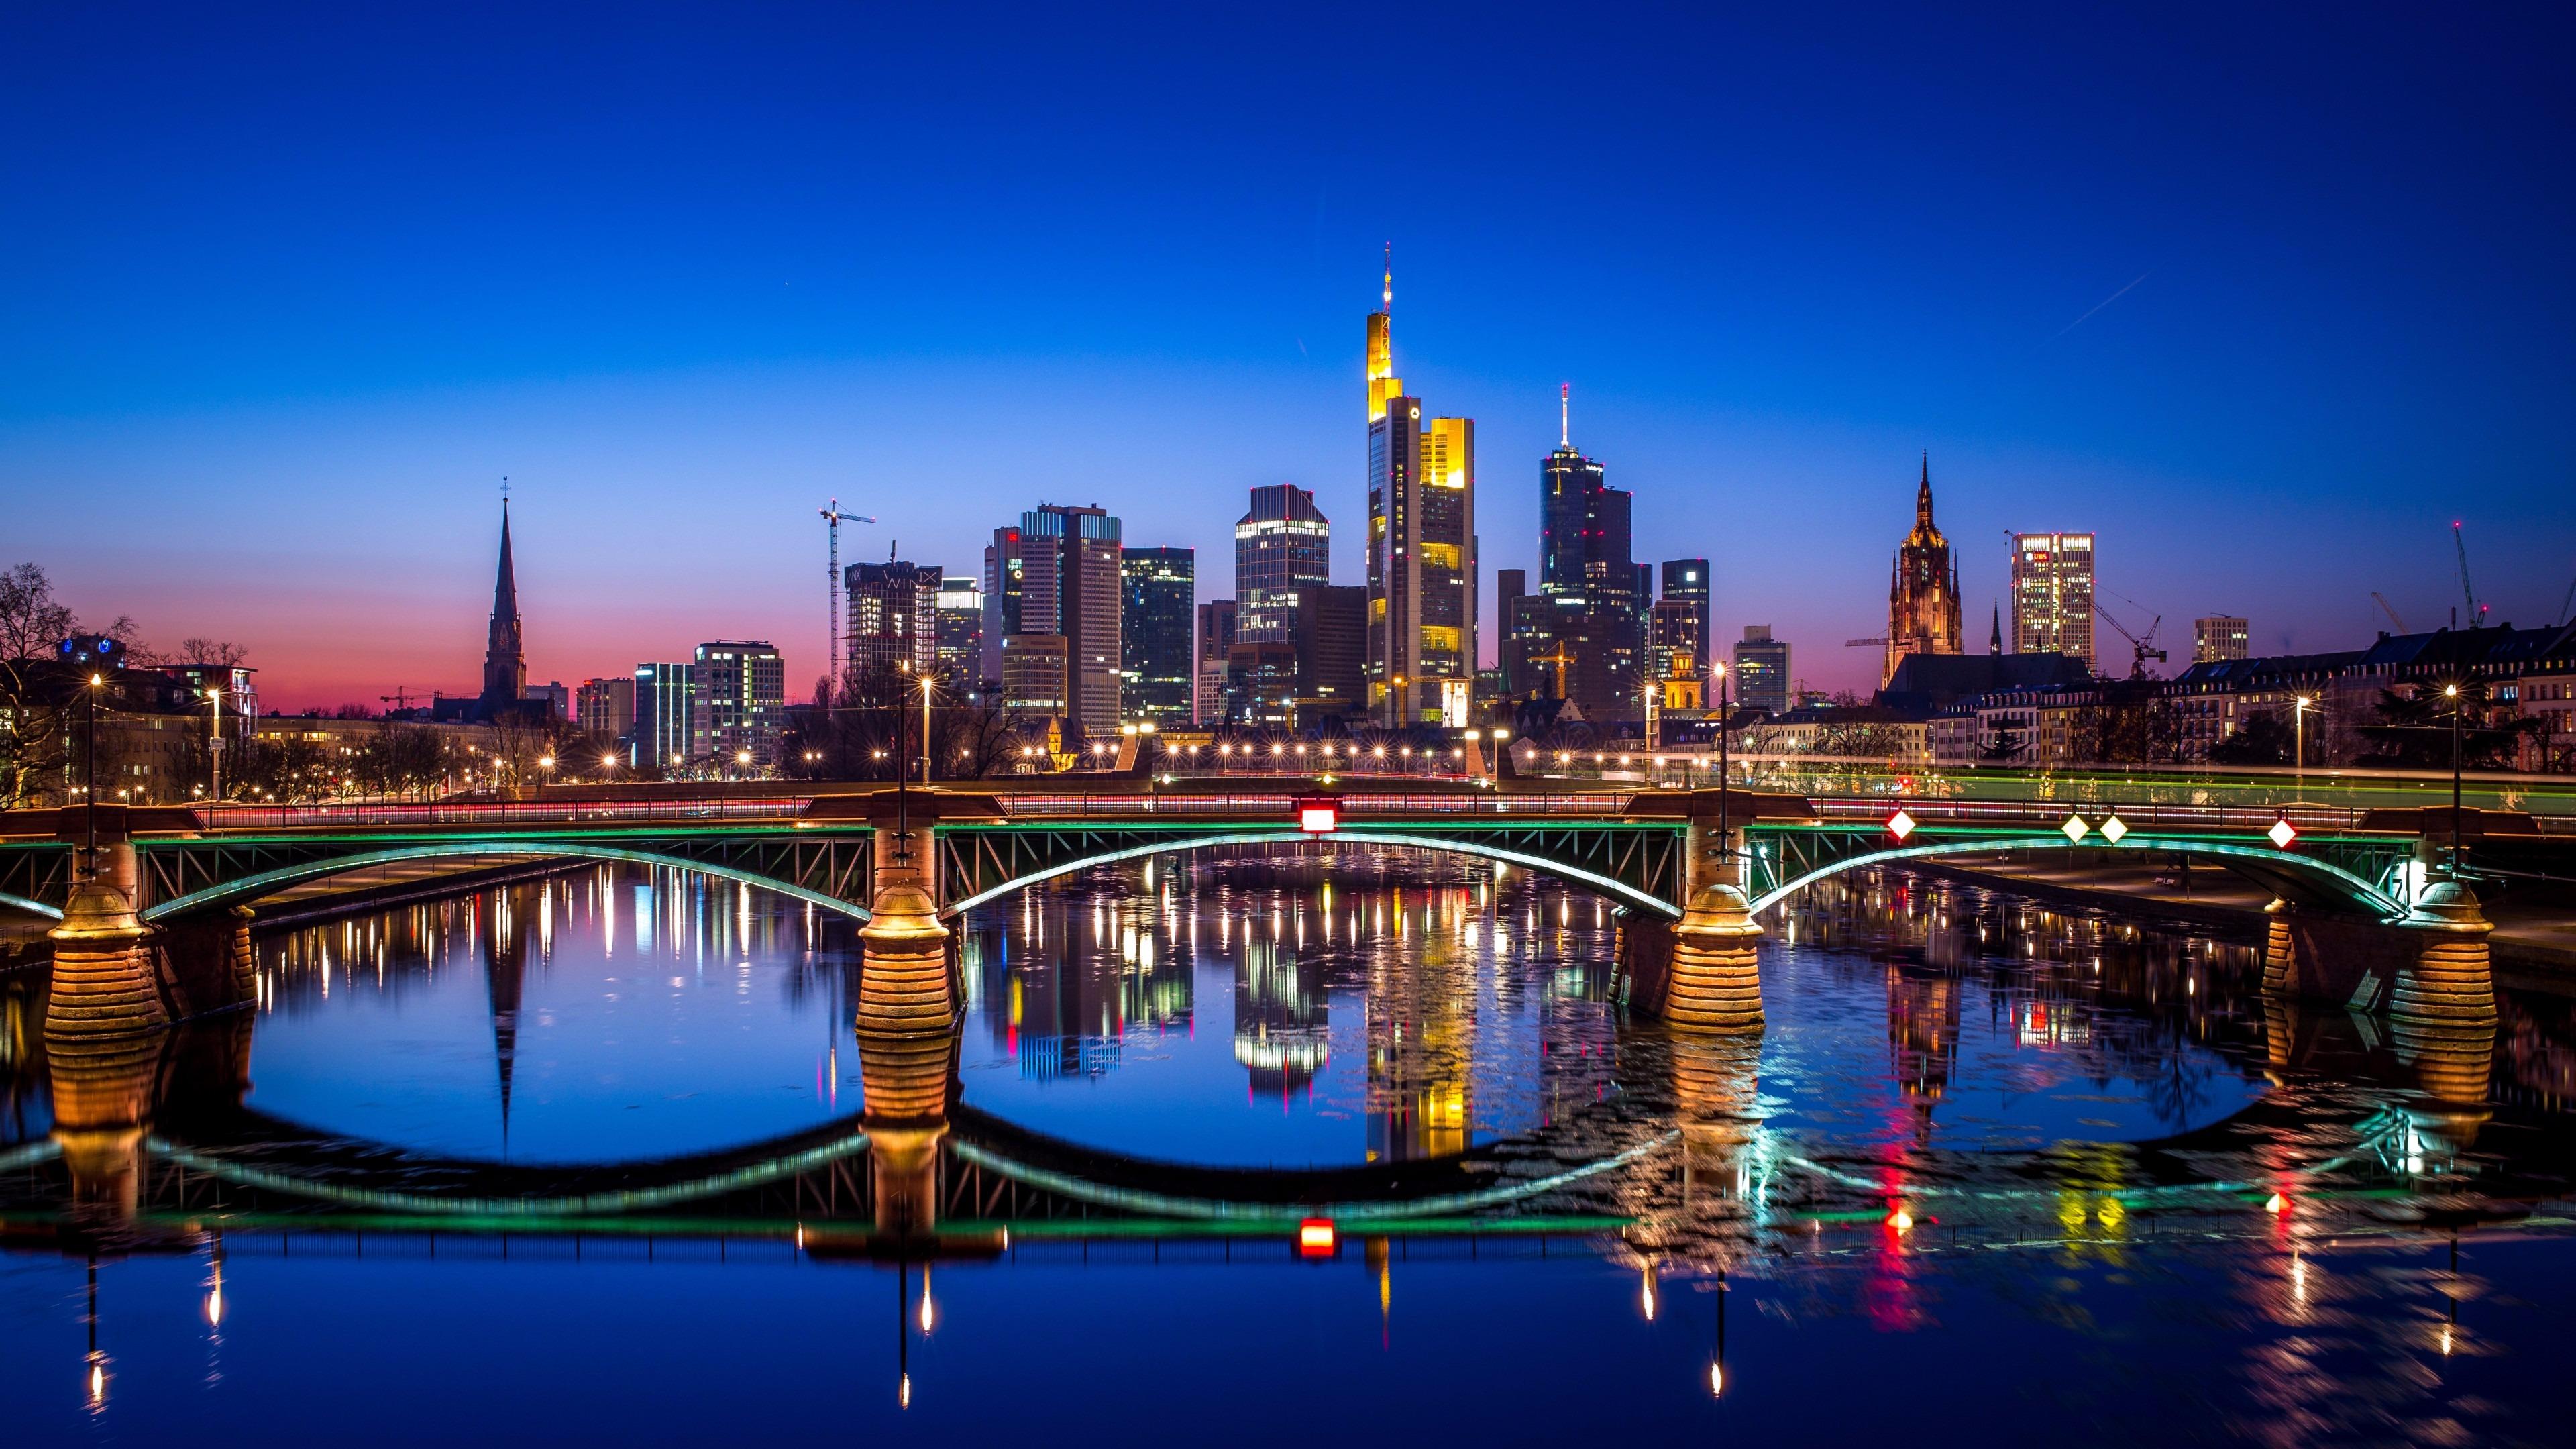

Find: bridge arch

[139,841,874,924]
[938,828,1684,920]
[1745,833,2407,919]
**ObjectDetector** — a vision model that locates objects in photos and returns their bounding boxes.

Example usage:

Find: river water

[3,847,2573,1445]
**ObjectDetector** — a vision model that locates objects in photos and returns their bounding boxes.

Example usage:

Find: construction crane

[1844,636,1888,647]
[2092,600,2167,679]
[2371,592,2410,635]
[2453,521,2488,628]
[820,499,877,696]
[380,686,431,712]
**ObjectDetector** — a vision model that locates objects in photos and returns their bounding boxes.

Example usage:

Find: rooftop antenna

[1560,383,1570,448]
[821,499,877,700]
[1382,243,1392,312]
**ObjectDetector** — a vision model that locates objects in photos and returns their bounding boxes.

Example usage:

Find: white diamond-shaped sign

[2267,817,2298,849]
[2061,814,2090,843]
[2100,814,2129,844]
[1887,808,1917,841]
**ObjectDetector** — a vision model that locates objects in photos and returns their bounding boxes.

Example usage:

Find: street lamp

[2293,694,2313,782]
[1713,660,1733,885]
[203,686,223,804]
[84,673,103,869]
[2444,682,2464,877]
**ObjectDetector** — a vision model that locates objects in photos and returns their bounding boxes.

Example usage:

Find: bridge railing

[987,792,1644,819]
[188,798,812,833]
[1802,796,2378,833]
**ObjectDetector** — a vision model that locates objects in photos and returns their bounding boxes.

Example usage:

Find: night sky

[5,3,2571,708]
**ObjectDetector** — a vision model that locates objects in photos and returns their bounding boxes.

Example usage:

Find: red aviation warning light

[1295,795,1341,834]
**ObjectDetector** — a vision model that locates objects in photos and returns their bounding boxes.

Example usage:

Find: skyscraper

[936,575,985,694]
[979,525,1024,684]
[1885,456,1966,687]
[1660,559,1711,676]
[1234,485,1330,642]
[1732,625,1791,715]
[2010,531,2096,669]
[2194,615,2250,663]
[1286,581,1368,718]
[1018,503,1124,737]
[631,662,692,771]
[1194,598,1236,727]
[1120,547,1195,729]
[692,640,786,768]
[480,499,527,712]
[1364,257,1477,727]
[1649,598,1704,686]
[1534,386,1640,720]
[1495,568,1529,695]
[844,559,941,684]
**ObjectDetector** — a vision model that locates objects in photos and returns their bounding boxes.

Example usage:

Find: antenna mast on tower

[820,499,877,698]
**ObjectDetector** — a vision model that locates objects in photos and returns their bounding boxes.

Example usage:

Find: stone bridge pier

[2260,871,2497,1032]
[853,798,963,1246]
[1625,792,1765,1035]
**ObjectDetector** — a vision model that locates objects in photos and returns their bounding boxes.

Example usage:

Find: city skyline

[5,6,2573,709]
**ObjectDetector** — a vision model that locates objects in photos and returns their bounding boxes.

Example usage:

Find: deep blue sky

[3,2,2571,705]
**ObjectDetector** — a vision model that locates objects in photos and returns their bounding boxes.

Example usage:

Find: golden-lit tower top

[1366,244,1401,421]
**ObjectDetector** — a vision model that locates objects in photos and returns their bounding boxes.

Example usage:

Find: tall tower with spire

[1364,250,1477,726]
[1884,455,1965,687]
[1528,384,1641,719]
[480,498,528,710]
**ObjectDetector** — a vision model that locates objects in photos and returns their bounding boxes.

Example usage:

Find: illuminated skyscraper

[1120,547,1195,729]
[690,640,785,768]
[2010,531,2096,670]
[1534,386,1640,720]
[936,575,984,694]
[1364,255,1477,726]
[979,525,1024,684]
[1234,485,1330,642]
[1194,598,1235,727]
[843,559,941,683]
[631,662,692,771]
[1017,503,1124,737]
[1731,625,1790,715]
[1660,559,1711,676]
[1885,456,1966,687]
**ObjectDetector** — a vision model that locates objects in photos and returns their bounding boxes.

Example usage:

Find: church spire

[480,490,527,707]
[1990,600,2003,654]
[1916,452,1935,529]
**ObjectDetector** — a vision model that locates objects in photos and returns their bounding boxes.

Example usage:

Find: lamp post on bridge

[2444,682,2464,879]
[1713,661,1732,886]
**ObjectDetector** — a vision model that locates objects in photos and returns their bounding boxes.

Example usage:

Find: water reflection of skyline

[7,852,2576,1446]
[955,848,1625,1165]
